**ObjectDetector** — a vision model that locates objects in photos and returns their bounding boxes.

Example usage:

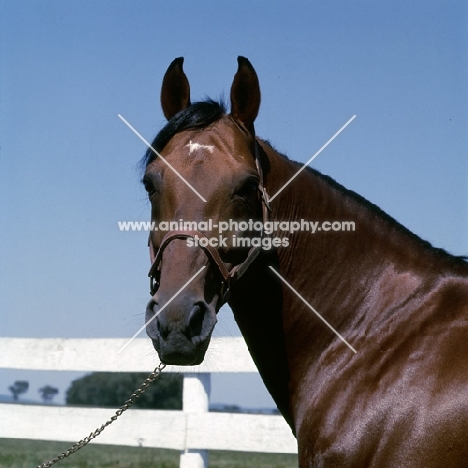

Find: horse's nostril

[188,304,205,339]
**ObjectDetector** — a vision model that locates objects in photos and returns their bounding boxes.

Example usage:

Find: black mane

[307,163,468,265]
[142,99,226,168]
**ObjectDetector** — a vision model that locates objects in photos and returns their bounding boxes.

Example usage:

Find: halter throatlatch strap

[147,138,270,303]
[254,139,272,223]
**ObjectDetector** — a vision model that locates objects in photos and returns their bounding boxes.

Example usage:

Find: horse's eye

[142,176,157,197]
[235,178,259,200]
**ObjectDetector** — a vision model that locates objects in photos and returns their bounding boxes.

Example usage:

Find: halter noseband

[147,126,271,304]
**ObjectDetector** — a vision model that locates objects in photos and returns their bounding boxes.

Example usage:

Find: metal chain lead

[36,363,166,468]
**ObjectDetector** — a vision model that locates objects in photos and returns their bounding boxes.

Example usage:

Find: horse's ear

[161,57,191,120]
[230,56,261,129]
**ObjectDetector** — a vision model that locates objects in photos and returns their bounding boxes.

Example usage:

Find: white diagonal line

[269,115,356,202]
[118,266,206,354]
[268,266,357,353]
[118,114,207,203]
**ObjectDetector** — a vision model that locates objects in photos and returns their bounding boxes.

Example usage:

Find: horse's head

[143,57,266,365]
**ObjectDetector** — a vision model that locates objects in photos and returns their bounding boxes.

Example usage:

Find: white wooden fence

[0,337,297,467]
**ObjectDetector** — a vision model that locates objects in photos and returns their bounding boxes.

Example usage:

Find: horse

[141,56,468,467]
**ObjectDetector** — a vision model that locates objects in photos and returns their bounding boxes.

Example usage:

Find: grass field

[0,438,298,468]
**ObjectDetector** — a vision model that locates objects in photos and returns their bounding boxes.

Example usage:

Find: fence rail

[0,337,297,468]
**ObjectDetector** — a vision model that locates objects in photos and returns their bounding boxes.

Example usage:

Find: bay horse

[142,57,468,467]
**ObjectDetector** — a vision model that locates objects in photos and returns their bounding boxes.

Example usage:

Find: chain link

[35,363,166,468]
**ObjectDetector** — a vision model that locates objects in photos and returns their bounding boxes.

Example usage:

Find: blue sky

[1,1,467,407]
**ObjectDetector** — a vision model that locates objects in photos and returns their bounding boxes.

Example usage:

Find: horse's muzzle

[145,297,217,365]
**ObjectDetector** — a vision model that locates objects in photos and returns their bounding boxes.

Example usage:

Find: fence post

[179,373,211,468]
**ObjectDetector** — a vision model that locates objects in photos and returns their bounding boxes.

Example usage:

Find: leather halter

[147,123,271,303]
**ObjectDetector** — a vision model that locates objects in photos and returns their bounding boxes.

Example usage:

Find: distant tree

[220,404,241,413]
[66,372,183,410]
[9,380,29,401]
[39,385,59,403]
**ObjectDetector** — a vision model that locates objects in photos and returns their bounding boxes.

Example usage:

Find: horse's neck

[263,144,466,387]
[267,144,452,299]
